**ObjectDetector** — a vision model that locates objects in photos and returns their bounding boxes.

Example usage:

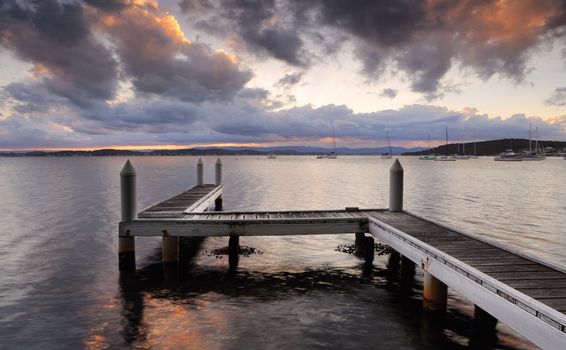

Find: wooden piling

[423,272,447,313]
[162,234,178,264]
[119,160,136,271]
[229,235,239,256]
[471,305,498,346]
[389,159,403,212]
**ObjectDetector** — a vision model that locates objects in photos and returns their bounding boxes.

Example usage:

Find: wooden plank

[504,279,566,289]
[461,257,539,267]
[487,271,566,281]
[535,298,566,312]
[518,288,566,299]
[120,219,366,237]
[475,264,550,273]
[183,185,222,213]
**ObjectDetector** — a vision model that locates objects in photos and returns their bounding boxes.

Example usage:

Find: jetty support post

[119,160,137,272]
[215,158,223,210]
[197,158,204,186]
[423,272,448,313]
[162,233,178,265]
[470,305,498,347]
[228,235,239,272]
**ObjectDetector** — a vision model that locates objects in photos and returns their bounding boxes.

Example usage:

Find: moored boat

[494,149,522,161]
[381,130,393,159]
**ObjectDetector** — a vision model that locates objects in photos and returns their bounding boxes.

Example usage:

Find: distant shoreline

[1,138,566,157]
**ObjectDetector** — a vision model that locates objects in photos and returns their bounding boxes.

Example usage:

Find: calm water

[1,156,565,349]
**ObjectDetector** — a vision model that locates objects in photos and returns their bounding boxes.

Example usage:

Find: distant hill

[403,139,566,156]
[0,146,425,157]
[5,139,566,157]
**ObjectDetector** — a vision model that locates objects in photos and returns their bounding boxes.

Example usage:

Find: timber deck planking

[127,189,566,319]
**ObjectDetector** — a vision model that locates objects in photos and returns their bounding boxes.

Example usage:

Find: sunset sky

[1,0,566,150]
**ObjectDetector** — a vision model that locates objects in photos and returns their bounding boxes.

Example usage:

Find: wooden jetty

[118,158,566,349]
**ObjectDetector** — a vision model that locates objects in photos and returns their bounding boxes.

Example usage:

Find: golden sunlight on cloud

[157,14,191,44]
[429,0,557,46]
[130,0,158,9]
[30,64,49,77]
[215,49,239,64]
[95,2,190,46]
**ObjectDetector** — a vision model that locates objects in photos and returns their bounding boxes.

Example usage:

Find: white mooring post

[389,159,404,212]
[215,158,223,210]
[215,158,222,186]
[197,158,204,186]
[119,160,136,271]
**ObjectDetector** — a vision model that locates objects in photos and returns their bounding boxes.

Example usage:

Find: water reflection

[117,246,520,350]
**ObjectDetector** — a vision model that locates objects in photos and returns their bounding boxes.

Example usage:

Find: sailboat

[470,143,479,159]
[381,130,393,159]
[267,152,277,159]
[435,126,456,161]
[316,126,338,159]
[523,123,545,161]
[419,133,436,160]
[454,142,471,160]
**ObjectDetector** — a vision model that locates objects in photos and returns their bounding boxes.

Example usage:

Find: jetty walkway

[118,158,566,349]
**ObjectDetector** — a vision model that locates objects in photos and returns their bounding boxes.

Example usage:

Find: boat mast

[529,122,533,155]
[445,126,448,157]
[386,130,392,154]
[535,126,539,154]
[331,126,336,154]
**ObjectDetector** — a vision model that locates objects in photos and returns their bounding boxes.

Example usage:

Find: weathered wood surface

[131,195,566,319]
[138,184,220,218]
[120,208,377,238]
[367,211,566,318]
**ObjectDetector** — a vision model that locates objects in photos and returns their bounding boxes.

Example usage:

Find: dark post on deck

[215,158,223,210]
[119,160,137,272]
[389,159,403,212]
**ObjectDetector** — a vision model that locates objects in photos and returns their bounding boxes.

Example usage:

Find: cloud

[2,1,566,150]
[546,86,566,106]
[181,0,566,98]
[379,88,397,99]
[0,0,119,107]
[1,89,565,149]
[180,0,309,67]
[0,0,252,109]
[274,72,304,89]
[95,2,252,102]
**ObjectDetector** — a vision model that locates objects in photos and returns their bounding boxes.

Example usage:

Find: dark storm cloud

[237,88,270,101]
[2,95,564,148]
[182,0,566,97]
[274,72,303,88]
[546,86,566,106]
[74,99,202,134]
[2,82,64,113]
[0,0,119,107]
[379,88,397,99]
[1,0,252,109]
[95,1,252,102]
[84,0,129,11]
[180,0,309,67]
